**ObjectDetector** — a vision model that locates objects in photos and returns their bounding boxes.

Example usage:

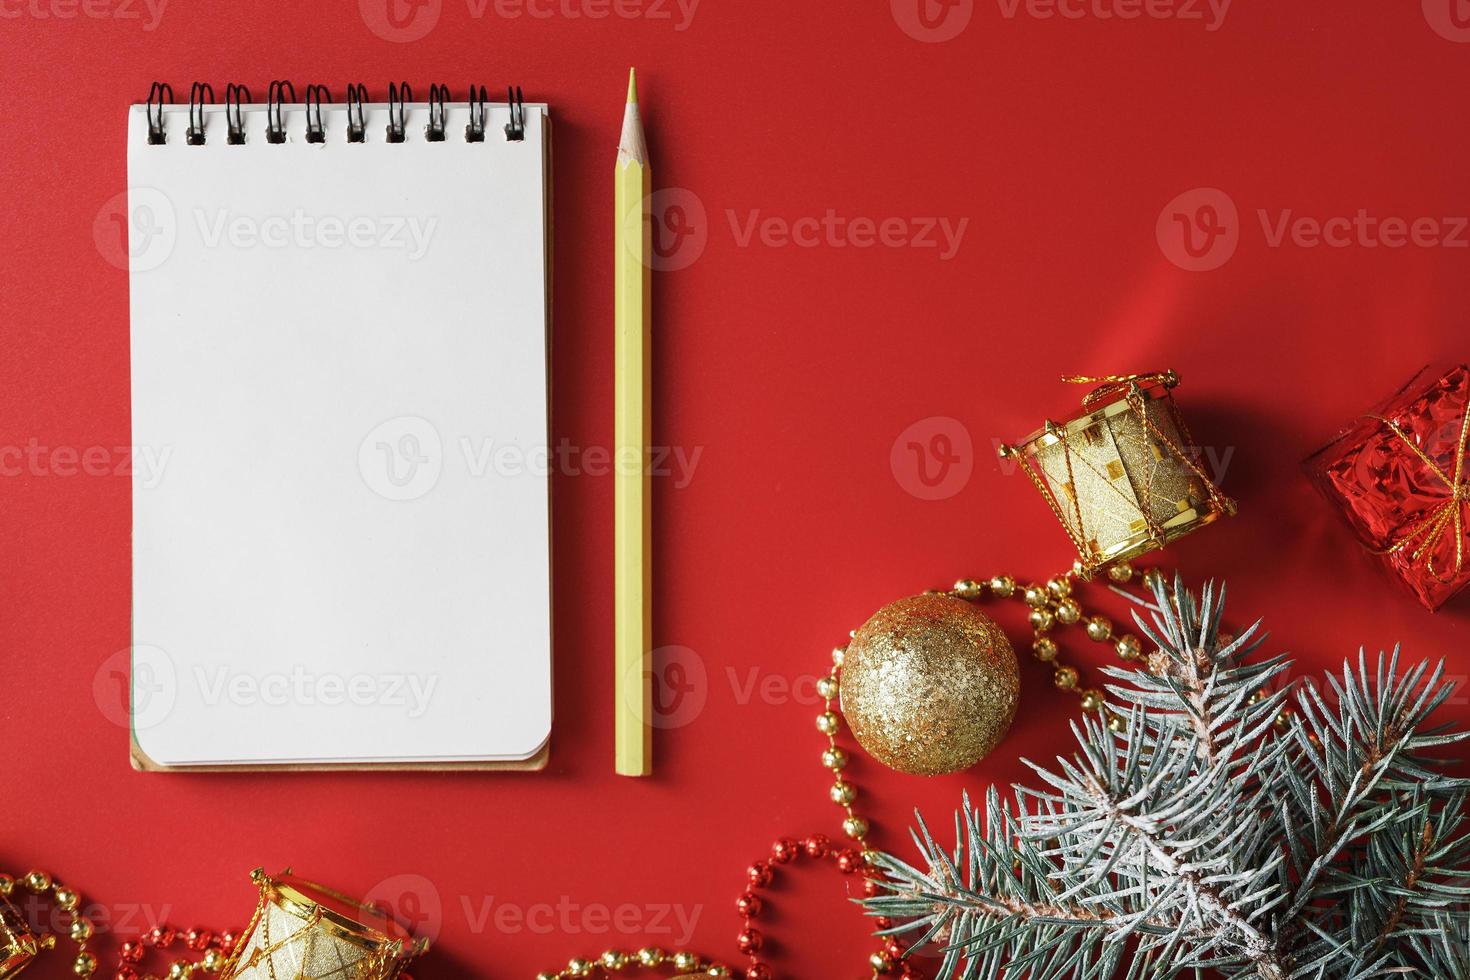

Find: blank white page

[128,97,551,767]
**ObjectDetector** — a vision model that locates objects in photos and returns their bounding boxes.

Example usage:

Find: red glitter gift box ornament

[1306,363,1470,612]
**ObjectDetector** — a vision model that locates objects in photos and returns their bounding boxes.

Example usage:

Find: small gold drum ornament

[221,869,428,980]
[999,371,1235,577]
[0,887,41,980]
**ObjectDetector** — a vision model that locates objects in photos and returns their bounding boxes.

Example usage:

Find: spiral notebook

[127,83,553,771]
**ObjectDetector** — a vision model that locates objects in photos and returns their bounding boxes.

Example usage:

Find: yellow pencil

[615,68,653,776]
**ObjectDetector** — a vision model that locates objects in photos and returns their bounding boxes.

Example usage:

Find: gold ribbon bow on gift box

[1369,409,1470,584]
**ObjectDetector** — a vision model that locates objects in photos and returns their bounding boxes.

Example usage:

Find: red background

[6,1,1470,977]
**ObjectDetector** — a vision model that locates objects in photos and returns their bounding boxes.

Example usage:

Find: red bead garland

[732,835,914,980]
[114,922,242,979]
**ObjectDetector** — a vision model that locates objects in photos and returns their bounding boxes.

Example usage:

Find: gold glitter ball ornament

[839,594,1019,776]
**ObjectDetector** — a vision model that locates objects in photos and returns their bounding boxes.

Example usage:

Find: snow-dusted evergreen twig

[864,576,1470,979]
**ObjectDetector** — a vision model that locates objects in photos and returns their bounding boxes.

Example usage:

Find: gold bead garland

[0,869,96,979]
[533,947,728,980]
[817,563,1145,861]
[8,569,1303,980]
[820,562,1154,816]
[818,643,877,857]
[815,563,1305,872]
[799,567,1176,974]
[9,571,1310,980]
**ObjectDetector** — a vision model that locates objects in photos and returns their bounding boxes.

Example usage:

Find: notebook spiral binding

[146,81,530,145]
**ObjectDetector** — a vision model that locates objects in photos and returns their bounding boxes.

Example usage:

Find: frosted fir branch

[865,576,1470,980]
[1074,767,1286,980]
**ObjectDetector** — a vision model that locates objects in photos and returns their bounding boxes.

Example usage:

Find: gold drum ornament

[999,372,1236,576]
[221,869,428,980]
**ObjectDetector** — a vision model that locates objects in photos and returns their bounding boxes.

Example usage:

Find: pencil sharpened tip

[627,68,638,104]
